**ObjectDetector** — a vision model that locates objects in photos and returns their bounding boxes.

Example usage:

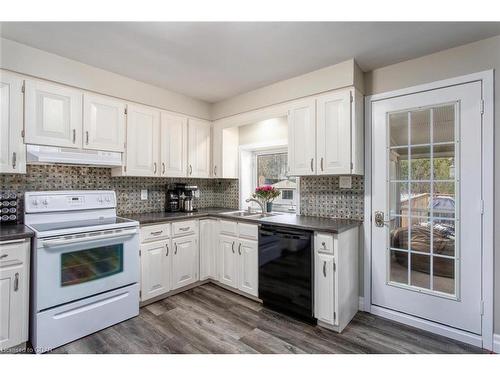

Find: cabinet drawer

[238,223,258,240]
[0,239,29,268]
[219,220,238,236]
[140,223,170,243]
[172,220,197,237]
[315,233,334,255]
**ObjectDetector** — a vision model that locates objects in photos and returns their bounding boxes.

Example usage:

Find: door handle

[72,129,76,143]
[174,243,178,255]
[153,162,157,174]
[189,164,193,175]
[374,211,390,227]
[231,241,235,254]
[14,272,19,291]
[310,158,314,172]
[323,261,327,277]
[165,243,169,256]
[162,162,166,174]
[238,243,242,255]
[85,131,89,145]
[12,152,17,169]
[213,165,217,176]
[320,157,324,171]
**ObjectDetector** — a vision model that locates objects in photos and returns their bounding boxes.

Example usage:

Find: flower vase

[266,202,273,213]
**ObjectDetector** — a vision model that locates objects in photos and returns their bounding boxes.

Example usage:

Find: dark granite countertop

[0,224,35,242]
[124,208,361,234]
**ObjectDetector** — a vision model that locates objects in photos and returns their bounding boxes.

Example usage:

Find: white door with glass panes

[83,93,125,152]
[24,80,83,148]
[371,82,483,334]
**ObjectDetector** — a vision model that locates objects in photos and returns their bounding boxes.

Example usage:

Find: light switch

[140,189,148,200]
[339,176,352,189]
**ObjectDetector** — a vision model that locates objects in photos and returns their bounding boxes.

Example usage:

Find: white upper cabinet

[0,72,25,174]
[121,104,160,177]
[25,80,83,148]
[160,111,188,177]
[288,98,317,176]
[212,125,239,179]
[83,93,126,152]
[316,90,351,174]
[287,87,363,176]
[187,118,211,178]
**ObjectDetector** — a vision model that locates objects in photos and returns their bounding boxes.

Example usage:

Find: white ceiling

[1,22,500,103]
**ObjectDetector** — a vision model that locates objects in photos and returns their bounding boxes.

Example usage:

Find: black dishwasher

[258,225,315,323]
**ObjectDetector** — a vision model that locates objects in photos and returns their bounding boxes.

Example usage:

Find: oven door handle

[42,229,138,248]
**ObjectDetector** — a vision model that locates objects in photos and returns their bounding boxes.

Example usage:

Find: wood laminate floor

[51,284,485,354]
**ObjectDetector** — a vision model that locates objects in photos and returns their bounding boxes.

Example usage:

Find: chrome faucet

[245,198,265,213]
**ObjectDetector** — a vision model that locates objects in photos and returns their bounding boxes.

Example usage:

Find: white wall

[0,37,211,120]
[364,34,500,335]
[238,117,288,146]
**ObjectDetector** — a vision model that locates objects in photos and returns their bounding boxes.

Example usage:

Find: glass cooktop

[29,217,136,233]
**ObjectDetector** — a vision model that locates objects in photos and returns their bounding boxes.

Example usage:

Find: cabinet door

[237,239,258,297]
[0,265,26,351]
[160,111,188,177]
[187,118,211,178]
[140,240,171,302]
[124,104,160,176]
[288,99,316,175]
[0,73,25,173]
[316,89,352,174]
[212,125,239,178]
[314,252,336,325]
[83,93,126,152]
[24,80,83,148]
[200,220,217,280]
[218,235,238,288]
[171,235,199,290]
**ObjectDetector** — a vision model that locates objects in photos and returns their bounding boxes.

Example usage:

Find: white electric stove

[24,190,140,353]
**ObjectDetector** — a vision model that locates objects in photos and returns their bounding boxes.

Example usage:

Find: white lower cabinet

[171,235,199,290]
[314,227,359,333]
[200,219,217,280]
[217,222,258,298]
[140,239,171,301]
[0,239,30,351]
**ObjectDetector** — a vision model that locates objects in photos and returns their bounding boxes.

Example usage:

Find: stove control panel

[25,191,116,213]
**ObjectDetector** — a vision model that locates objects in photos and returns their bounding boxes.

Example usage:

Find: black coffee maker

[166,183,198,212]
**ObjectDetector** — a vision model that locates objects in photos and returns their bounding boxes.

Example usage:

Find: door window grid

[387,102,459,298]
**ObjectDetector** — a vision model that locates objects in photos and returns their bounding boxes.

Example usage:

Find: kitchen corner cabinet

[288,87,363,176]
[0,238,30,351]
[83,93,126,152]
[0,72,25,174]
[24,80,83,148]
[113,104,160,177]
[187,118,211,178]
[160,111,188,177]
[200,219,218,280]
[217,221,258,297]
[314,227,359,333]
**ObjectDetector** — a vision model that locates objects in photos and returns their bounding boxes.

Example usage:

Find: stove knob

[97,196,103,203]
[31,199,39,207]
[42,199,48,205]
[105,196,111,203]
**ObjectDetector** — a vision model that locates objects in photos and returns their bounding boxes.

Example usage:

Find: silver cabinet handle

[189,164,193,175]
[0,254,8,259]
[231,241,235,254]
[12,152,17,169]
[162,162,166,174]
[174,243,178,255]
[85,131,89,145]
[153,162,157,174]
[238,243,242,255]
[323,261,327,277]
[165,243,169,256]
[213,165,217,176]
[321,241,326,249]
[72,129,76,143]
[320,157,324,171]
[150,230,163,235]
[310,158,314,172]
[179,227,190,231]
[14,272,19,291]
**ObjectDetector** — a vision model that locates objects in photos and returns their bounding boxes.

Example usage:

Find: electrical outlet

[339,176,352,189]
[140,189,148,200]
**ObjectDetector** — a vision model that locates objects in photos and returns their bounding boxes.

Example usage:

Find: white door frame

[363,70,494,350]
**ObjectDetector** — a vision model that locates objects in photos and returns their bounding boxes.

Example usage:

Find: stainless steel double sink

[222,211,283,219]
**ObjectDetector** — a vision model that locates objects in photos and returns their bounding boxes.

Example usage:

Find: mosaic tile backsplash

[1,165,364,222]
[300,175,364,220]
[0,165,239,220]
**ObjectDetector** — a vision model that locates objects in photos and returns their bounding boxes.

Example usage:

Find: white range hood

[26,145,122,167]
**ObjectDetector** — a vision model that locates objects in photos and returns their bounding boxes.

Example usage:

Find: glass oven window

[61,244,124,287]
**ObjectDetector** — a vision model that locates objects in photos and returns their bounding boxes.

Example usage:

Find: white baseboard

[493,334,500,353]
[370,305,483,348]
[358,297,364,311]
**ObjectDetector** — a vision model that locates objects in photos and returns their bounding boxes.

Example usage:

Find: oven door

[35,227,139,311]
